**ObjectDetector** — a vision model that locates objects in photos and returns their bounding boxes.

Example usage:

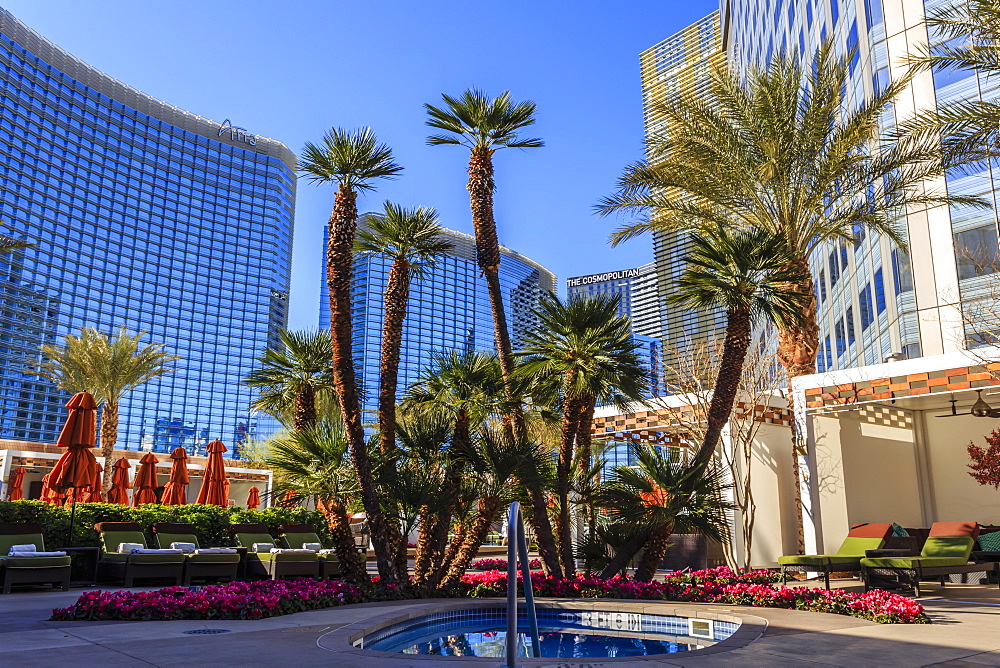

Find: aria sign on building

[566,268,640,287]
[218,119,258,146]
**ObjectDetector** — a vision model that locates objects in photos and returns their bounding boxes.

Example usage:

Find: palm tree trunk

[317,497,367,584]
[633,523,674,582]
[326,184,399,583]
[691,307,752,470]
[377,259,411,455]
[524,486,564,578]
[432,521,466,585]
[293,385,317,432]
[100,400,119,492]
[415,418,468,585]
[439,496,502,589]
[576,401,596,473]
[412,502,436,585]
[556,391,583,577]
[777,262,818,555]
[598,529,650,579]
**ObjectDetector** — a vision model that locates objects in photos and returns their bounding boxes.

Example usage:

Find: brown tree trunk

[598,529,650,579]
[412,502,436,585]
[317,497,367,584]
[576,401,595,473]
[633,523,674,582]
[326,185,399,583]
[777,261,818,555]
[377,259,411,455]
[439,496,502,589]
[100,400,118,492]
[293,384,317,432]
[433,521,466,584]
[524,485,564,578]
[556,389,583,577]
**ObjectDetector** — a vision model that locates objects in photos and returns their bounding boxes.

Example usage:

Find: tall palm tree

[34,328,178,490]
[300,126,404,582]
[266,422,367,584]
[670,227,808,470]
[355,202,454,455]
[517,293,647,576]
[595,445,731,581]
[243,329,335,431]
[600,42,985,551]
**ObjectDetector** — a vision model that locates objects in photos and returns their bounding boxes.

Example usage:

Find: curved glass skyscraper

[0,9,295,456]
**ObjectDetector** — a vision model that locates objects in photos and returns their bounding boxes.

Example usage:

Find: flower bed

[469,557,543,571]
[50,566,927,625]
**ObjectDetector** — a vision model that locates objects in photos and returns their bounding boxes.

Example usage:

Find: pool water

[357,608,738,659]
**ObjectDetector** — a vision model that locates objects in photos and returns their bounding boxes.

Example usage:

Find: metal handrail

[506,501,540,666]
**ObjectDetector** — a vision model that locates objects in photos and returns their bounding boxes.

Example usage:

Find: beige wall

[736,422,798,568]
[920,412,1000,525]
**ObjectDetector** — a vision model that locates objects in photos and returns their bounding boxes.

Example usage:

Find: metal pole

[506,502,540,667]
[517,507,541,659]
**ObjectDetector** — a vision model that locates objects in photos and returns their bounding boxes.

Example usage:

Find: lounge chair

[862,522,1000,597]
[151,522,240,586]
[0,522,71,593]
[229,523,319,580]
[778,523,892,589]
[94,522,184,587]
[277,523,341,579]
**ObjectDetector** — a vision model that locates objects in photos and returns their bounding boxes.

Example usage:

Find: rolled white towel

[318,549,338,557]
[170,542,197,554]
[269,548,315,554]
[251,542,275,553]
[192,548,237,555]
[129,548,182,554]
[9,551,67,557]
[9,544,37,555]
[302,542,322,551]
[117,542,144,554]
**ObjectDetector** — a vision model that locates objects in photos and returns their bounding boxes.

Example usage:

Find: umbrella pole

[67,492,77,548]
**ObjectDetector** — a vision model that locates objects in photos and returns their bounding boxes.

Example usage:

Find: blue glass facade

[320,225,555,415]
[0,9,295,456]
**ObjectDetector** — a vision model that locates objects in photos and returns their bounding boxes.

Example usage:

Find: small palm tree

[595,445,731,581]
[34,328,178,490]
[244,329,335,431]
[266,422,367,584]
[671,227,808,470]
[300,126,404,583]
[355,202,454,455]
[517,293,647,576]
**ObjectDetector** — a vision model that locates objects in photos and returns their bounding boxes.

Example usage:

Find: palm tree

[670,227,808,470]
[595,445,731,581]
[0,233,31,253]
[266,422,367,584]
[517,293,647,576]
[300,126,404,582]
[599,42,985,551]
[34,328,178,490]
[243,329,335,431]
[355,202,454,455]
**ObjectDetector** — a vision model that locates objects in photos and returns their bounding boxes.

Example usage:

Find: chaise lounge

[229,523,319,580]
[277,523,341,579]
[861,522,1000,597]
[151,522,240,586]
[94,522,185,587]
[778,523,892,589]
[0,522,71,594]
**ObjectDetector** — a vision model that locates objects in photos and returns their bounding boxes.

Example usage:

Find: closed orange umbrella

[195,440,228,506]
[6,466,25,501]
[246,486,260,509]
[162,447,189,505]
[40,473,65,506]
[107,458,131,505]
[132,453,159,506]
[84,463,104,503]
[50,392,99,494]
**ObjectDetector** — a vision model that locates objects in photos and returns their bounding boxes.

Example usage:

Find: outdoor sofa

[861,522,1000,597]
[0,522,71,593]
[151,522,240,586]
[277,523,341,578]
[229,523,319,580]
[94,522,185,587]
[778,523,892,589]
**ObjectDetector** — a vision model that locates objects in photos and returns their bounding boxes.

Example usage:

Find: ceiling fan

[936,390,1000,418]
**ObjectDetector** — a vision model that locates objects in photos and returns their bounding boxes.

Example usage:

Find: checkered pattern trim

[804,364,1000,409]
[592,402,793,443]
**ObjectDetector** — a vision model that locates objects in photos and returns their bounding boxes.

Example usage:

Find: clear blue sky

[2,0,718,331]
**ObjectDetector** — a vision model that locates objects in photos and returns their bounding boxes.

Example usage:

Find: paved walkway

[0,579,998,666]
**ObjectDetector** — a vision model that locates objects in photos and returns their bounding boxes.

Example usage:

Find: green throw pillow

[978,531,1000,552]
[891,523,909,537]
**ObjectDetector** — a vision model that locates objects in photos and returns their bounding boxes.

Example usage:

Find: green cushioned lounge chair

[0,522,71,593]
[229,523,319,580]
[778,523,892,589]
[94,522,184,587]
[862,522,1000,596]
[278,523,342,579]
[151,522,240,586]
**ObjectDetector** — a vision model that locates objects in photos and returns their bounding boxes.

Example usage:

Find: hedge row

[0,500,333,549]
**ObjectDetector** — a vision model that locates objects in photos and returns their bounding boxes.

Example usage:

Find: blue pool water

[357,607,739,658]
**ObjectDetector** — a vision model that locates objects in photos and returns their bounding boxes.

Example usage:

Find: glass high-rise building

[0,8,295,456]
[320,225,555,415]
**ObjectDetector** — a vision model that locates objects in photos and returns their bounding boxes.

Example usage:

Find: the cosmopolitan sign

[567,267,639,287]
[218,119,258,146]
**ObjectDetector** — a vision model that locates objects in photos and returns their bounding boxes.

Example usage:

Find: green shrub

[0,501,332,549]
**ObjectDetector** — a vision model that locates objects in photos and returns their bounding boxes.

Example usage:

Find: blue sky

[2,0,718,331]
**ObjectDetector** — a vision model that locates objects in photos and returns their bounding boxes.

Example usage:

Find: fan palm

[243,329,335,431]
[301,126,404,583]
[595,445,731,581]
[355,202,454,455]
[266,422,367,584]
[34,328,178,490]
[517,293,647,576]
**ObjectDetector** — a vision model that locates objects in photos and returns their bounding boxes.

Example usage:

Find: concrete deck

[0,578,997,666]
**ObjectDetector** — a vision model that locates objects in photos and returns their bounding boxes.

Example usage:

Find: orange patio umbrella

[49,392,100,541]
[107,458,131,505]
[39,473,65,506]
[162,447,189,505]
[132,453,160,506]
[5,465,25,501]
[195,440,228,506]
[246,486,260,509]
[84,463,104,503]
